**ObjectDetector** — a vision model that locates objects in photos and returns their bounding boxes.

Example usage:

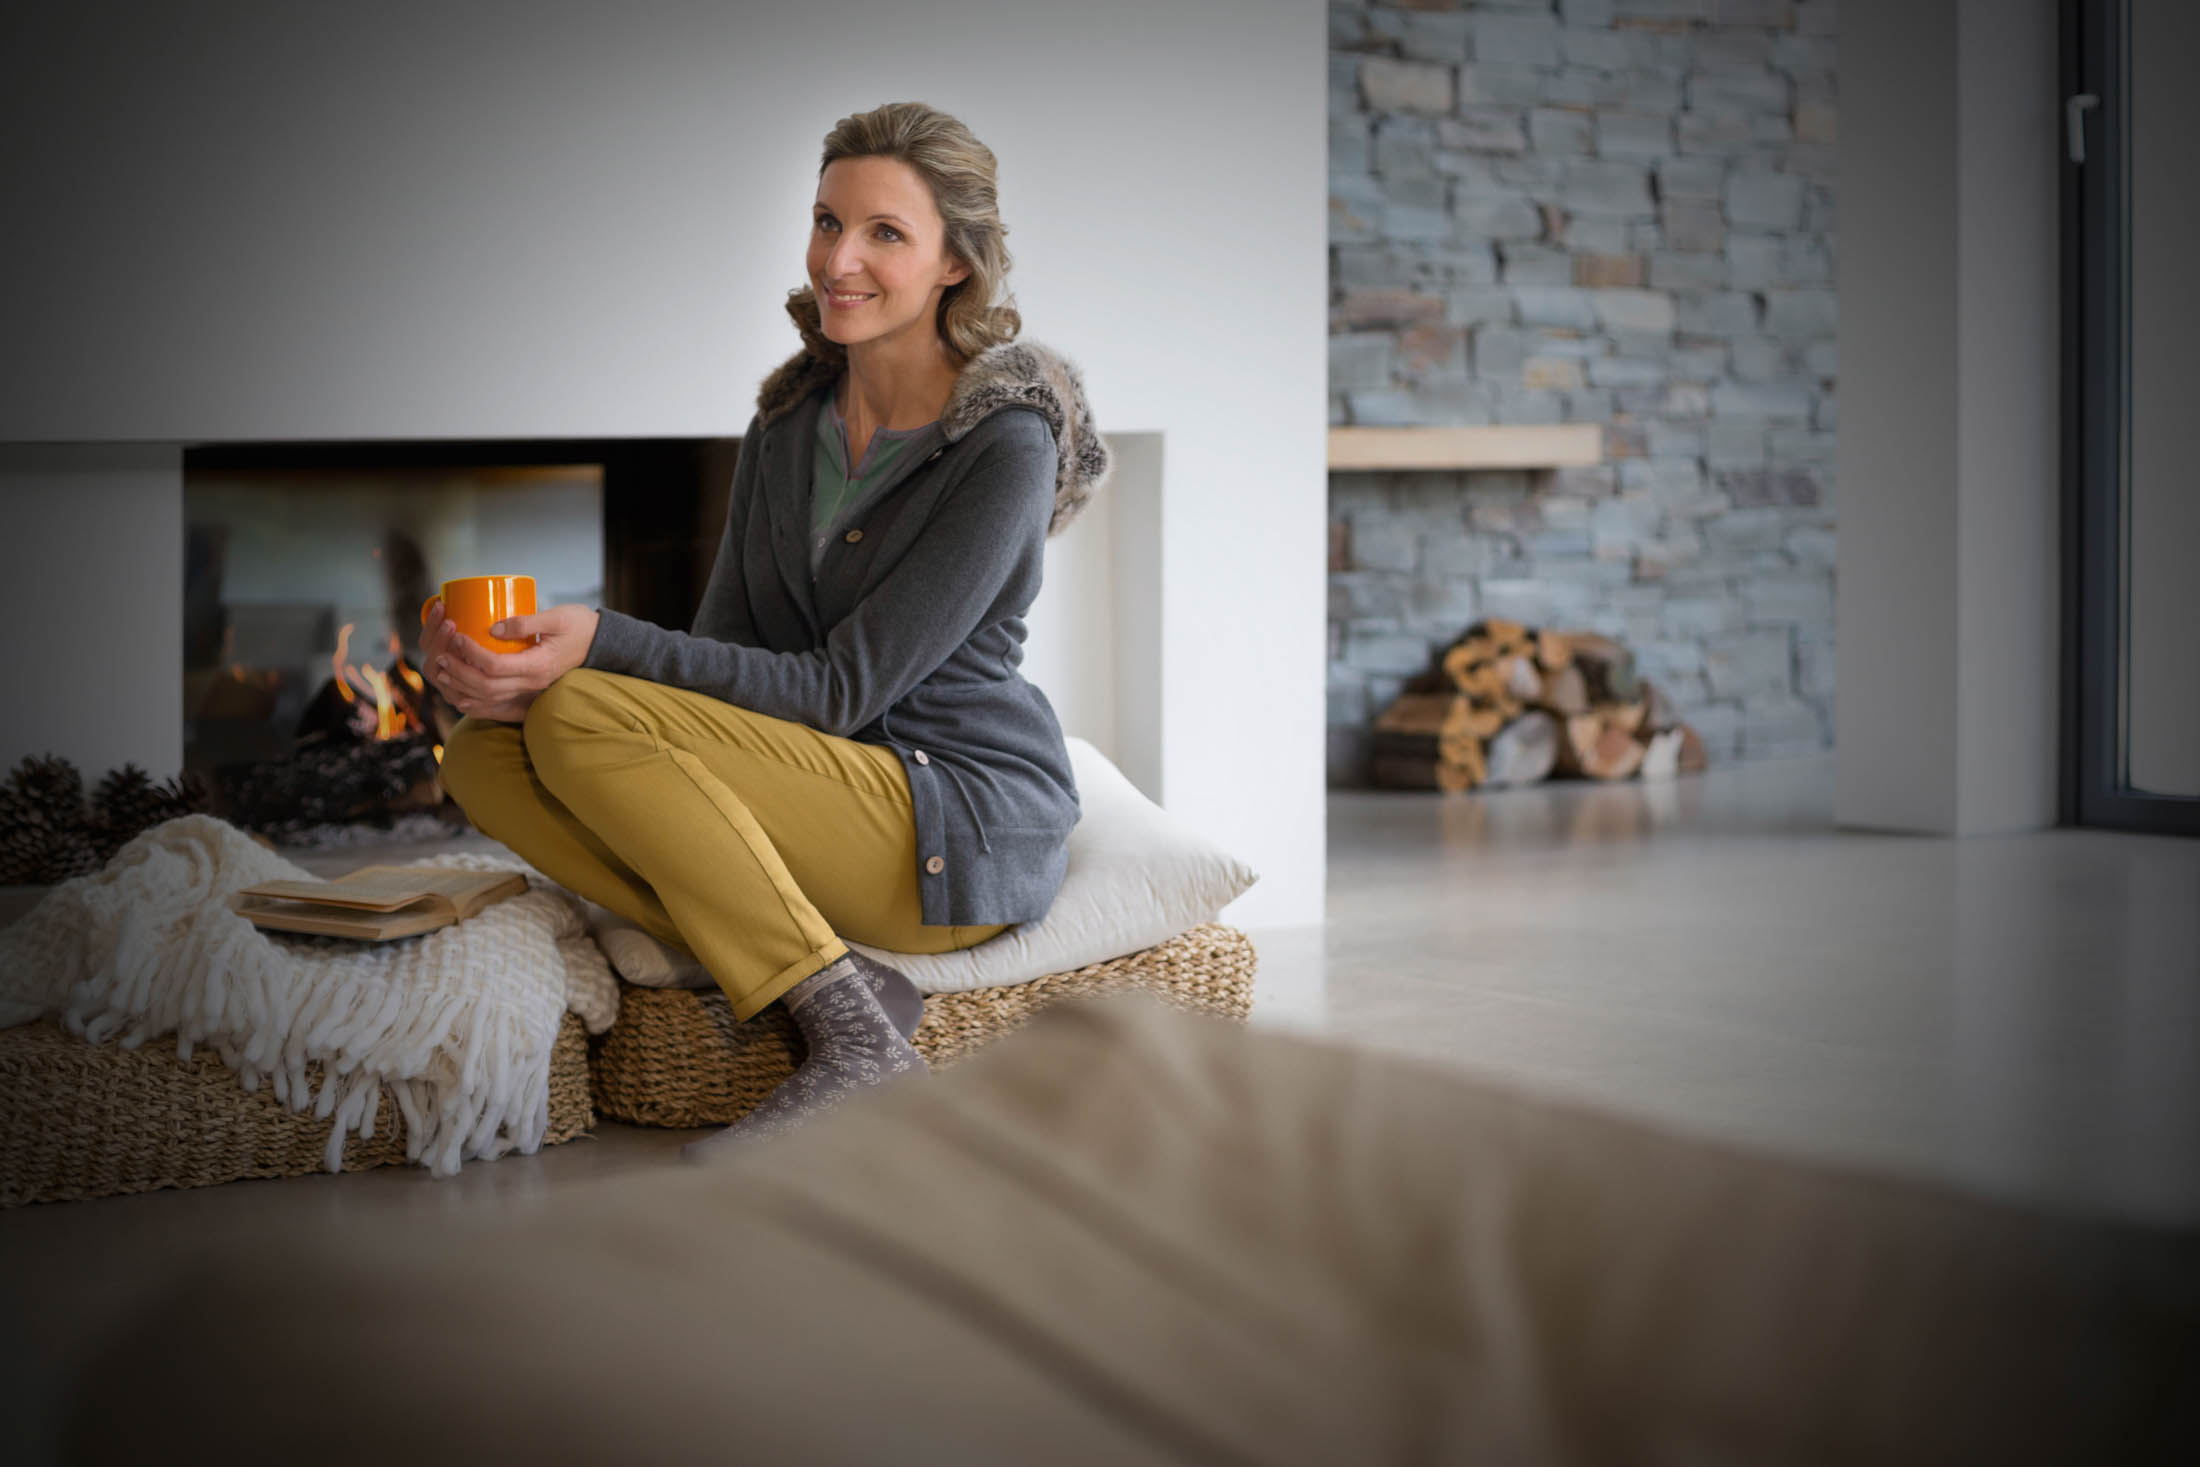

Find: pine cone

[40,829,102,883]
[91,763,157,858]
[159,770,213,821]
[86,765,216,857]
[92,763,155,817]
[92,762,201,857]
[2,755,98,883]
[9,753,88,830]
[0,785,47,885]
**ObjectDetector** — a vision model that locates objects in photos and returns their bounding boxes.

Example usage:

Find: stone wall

[1327,0,1837,785]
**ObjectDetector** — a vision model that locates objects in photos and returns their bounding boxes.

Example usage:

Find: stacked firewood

[1370,619,1706,794]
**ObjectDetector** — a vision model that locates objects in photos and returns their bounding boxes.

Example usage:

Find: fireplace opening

[182,437,737,840]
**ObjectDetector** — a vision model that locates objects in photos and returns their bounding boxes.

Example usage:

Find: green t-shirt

[811,387,936,574]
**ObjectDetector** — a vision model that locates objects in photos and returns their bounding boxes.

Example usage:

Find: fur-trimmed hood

[755,338,1110,538]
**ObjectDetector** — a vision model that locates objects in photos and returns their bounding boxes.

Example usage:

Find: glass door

[2064,0,2200,835]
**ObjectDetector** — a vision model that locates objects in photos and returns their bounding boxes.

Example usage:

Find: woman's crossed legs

[439,668,1007,1022]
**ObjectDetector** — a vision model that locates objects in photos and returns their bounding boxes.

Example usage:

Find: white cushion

[584,737,1259,996]
[583,912,703,990]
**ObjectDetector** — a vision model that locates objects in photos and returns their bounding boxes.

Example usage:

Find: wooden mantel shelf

[1327,424,1603,471]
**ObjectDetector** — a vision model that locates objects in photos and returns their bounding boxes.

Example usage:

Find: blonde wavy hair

[785,101,1021,367]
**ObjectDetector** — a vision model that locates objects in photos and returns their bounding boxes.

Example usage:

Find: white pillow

[584,737,1259,996]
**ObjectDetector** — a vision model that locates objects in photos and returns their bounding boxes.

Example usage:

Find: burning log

[213,623,461,838]
[297,624,444,745]
[217,732,446,837]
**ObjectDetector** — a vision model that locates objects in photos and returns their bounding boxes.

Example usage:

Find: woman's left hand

[425,602,601,722]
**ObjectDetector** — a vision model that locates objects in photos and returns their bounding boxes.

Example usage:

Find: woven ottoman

[590,922,1257,1128]
[0,1012,595,1207]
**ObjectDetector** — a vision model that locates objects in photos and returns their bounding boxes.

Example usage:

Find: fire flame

[389,632,425,693]
[329,622,429,742]
[331,623,358,704]
[361,664,403,741]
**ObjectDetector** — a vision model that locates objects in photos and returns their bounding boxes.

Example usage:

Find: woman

[422,102,1110,1161]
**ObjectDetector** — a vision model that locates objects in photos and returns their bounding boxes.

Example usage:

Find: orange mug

[421,575,537,654]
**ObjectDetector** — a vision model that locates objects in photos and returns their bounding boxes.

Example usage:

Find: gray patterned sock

[844,947,926,1041]
[680,954,928,1163]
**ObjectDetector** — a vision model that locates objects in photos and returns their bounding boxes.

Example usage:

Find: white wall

[1834,0,1961,833]
[0,447,183,779]
[1952,0,2061,832]
[1835,0,2060,836]
[1024,431,1168,808]
[0,0,1328,928]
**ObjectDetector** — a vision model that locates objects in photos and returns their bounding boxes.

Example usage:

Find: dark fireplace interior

[181,437,738,837]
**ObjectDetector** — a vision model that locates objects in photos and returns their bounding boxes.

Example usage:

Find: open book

[230,866,528,941]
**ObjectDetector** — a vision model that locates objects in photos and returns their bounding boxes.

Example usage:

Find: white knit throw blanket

[0,815,619,1178]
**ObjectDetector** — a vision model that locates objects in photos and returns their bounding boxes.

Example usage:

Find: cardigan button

[925,855,945,875]
[926,448,943,462]
[844,528,863,543]
[913,750,929,765]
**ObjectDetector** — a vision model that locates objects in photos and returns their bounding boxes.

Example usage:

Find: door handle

[2066,92,2100,164]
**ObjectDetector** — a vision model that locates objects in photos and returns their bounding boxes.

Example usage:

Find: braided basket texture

[0,1011,594,1207]
[590,923,1258,1129]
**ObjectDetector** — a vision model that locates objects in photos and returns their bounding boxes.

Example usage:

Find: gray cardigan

[581,338,1113,927]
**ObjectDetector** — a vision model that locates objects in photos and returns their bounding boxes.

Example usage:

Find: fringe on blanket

[0,815,619,1177]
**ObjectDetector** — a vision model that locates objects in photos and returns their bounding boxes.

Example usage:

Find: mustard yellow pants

[438,668,1009,1021]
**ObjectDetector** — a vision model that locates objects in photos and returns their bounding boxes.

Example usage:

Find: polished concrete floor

[1252,754,2199,1231]
[3,754,2196,1456]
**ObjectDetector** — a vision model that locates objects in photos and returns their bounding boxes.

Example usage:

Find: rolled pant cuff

[727,936,851,1022]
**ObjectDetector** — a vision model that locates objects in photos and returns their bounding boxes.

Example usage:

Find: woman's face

[809,156,970,350]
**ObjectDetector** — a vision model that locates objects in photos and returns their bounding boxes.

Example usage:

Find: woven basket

[0,1011,595,1207]
[590,922,1258,1129]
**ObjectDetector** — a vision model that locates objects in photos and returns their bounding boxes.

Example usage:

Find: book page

[333,867,520,905]
[236,866,525,914]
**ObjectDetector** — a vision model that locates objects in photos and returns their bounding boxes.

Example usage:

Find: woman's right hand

[420,599,537,724]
